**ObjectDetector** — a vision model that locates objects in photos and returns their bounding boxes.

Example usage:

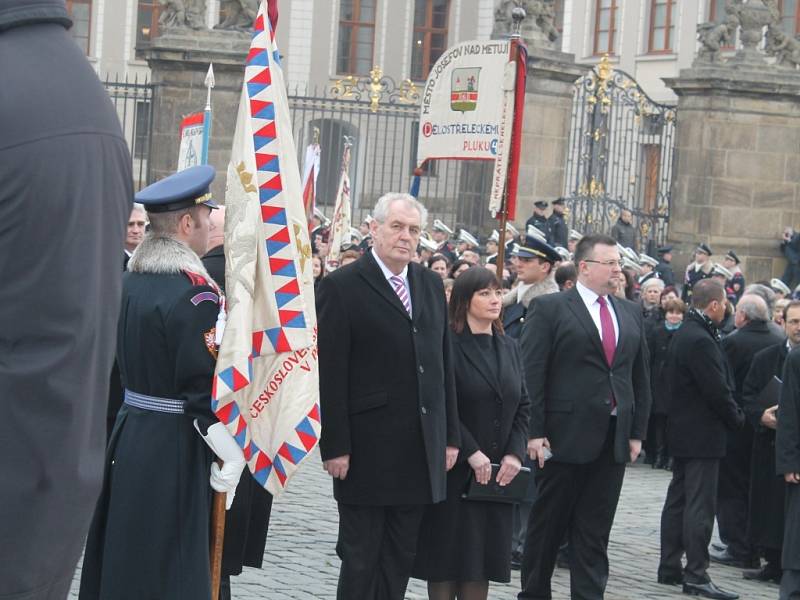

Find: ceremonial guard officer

[525,200,551,243]
[547,197,568,248]
[432,219,457,263]
[723,251,746,303]
[502,234,560,340]
[485,230,500,265]
[656,246,676,287]
[457,229,480,257]
[638,254,660,287]
[567,229,583,256]
[80,166,247,600]
[682,243,714,303]
[772,278,793,301]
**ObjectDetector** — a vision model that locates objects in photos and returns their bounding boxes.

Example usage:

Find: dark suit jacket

[520,285,652,464]
[451,328,529,465]
[202,244,225,292]
[666,311,743,458]
[317,251,459,505]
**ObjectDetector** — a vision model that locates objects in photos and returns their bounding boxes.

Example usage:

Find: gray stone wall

[665,68,800,282]
[514,48,583,227]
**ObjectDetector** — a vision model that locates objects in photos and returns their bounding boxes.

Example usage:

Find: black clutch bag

[462,463,532,504]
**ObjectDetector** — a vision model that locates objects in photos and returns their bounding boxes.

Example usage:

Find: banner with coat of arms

[416,39,510,165]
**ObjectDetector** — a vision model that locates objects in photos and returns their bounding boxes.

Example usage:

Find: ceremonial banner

[177,112,205,170]
[213,1,320,496]
[416,40,509,166]
[301,142,320,226]
[325,143,353,270]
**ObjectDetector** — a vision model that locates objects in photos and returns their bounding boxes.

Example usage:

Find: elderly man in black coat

[714,295,784,568]
[658,279,744,600]
[777,342,800,599]
[317,192,460,600]
[519,234,652,600]
[741,300,800,584]
[0,4,133,599]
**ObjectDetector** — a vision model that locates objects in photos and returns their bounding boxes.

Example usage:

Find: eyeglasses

[584,259,624,268]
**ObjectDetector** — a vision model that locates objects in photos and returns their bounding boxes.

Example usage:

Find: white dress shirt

[575,280,619,346]
[372,248,412,316]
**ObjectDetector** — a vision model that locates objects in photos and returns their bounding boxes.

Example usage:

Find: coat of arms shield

[450,67,480,112]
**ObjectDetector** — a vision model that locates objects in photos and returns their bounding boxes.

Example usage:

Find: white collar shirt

[372,248,412,316]
[576,280,619,346]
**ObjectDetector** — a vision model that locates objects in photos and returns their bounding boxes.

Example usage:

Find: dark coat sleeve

[167,285,222,432]
[316,275,353,460]
[742,348,778,430]
[520,298,554,439]
[630,305,653,440]
[778,349,800,475]
[686,335,743,431]
[505,340,531,462]
[442,298,460,449]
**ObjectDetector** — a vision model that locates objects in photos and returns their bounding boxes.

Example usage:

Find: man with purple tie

[518,234,652,600]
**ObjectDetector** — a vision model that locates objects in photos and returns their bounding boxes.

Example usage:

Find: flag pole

[496,8,525,281]
[209,459,226,600]
[201,63,215,165]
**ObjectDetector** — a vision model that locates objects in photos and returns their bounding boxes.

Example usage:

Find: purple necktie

[597,296,617,409]
[390,275,411,316]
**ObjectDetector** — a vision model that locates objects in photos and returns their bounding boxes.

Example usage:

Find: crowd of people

[307,195,800,600]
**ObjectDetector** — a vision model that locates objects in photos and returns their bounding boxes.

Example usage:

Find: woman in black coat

[647,297,686,469]
[413,267,530,600]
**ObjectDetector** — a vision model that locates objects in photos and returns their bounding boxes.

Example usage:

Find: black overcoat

[647,322,677,416]
[79,267,222,599]
[0,6,132,599]
[666,311,743,458]
[413,328,530,583]
[520,286,652,464]
[742,343,787,550]
[777,347,800,570]
[317,251,460,505]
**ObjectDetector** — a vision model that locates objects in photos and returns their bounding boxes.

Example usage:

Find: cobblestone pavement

[71,452,780,599]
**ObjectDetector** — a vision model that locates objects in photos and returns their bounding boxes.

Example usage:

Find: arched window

[66,0,92,54]
[410,0,450,81]
[337,0,377,75]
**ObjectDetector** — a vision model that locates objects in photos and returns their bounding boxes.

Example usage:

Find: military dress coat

[742,342,788,551]
[80,236,223,600]
[412,328,530,583]
[777,347,800,570]
[317,251,460,506]
[0,4,132,598]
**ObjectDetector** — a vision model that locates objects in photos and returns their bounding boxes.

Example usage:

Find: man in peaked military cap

[431,218,457,263]
[526,200,552,244]
[683,243,714,303]
[656,245,675,288]
[547,197,568,248]
[80,165,248,600]
[722,250,745,304]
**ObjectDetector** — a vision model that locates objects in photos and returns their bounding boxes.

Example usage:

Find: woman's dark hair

[660,285,677,301]
[448,267,504,334]
[449,259,472,279]
[428,254,450,270]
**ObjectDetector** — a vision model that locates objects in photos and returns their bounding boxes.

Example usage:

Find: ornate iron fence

[563,57,676,254]
[104,74,154,191]
[287,67,494,235]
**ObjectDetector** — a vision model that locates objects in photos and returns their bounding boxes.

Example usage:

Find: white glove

[194,420,247,510]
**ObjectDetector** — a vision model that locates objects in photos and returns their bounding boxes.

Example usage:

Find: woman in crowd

[450,259,472,280]
[648,297,686,470]
[641,278,665,320]
[413,267,530,600]
[429,254,451,280]
[312,254,324,291]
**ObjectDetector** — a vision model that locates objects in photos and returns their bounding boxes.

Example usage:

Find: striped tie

[390,275,411,316]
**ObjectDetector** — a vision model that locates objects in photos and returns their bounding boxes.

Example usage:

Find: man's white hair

[131,202,147,214]
[641,278,665,293]
[372,192,428,228]
[737,294,769,323]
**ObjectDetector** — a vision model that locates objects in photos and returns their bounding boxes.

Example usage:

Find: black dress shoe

[658,573,683,585]
[709,548,759,569]
[682,580,739,599]
[742,566,782,583]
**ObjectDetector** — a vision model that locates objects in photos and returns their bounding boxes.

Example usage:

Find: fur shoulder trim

[127,234,218,288]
